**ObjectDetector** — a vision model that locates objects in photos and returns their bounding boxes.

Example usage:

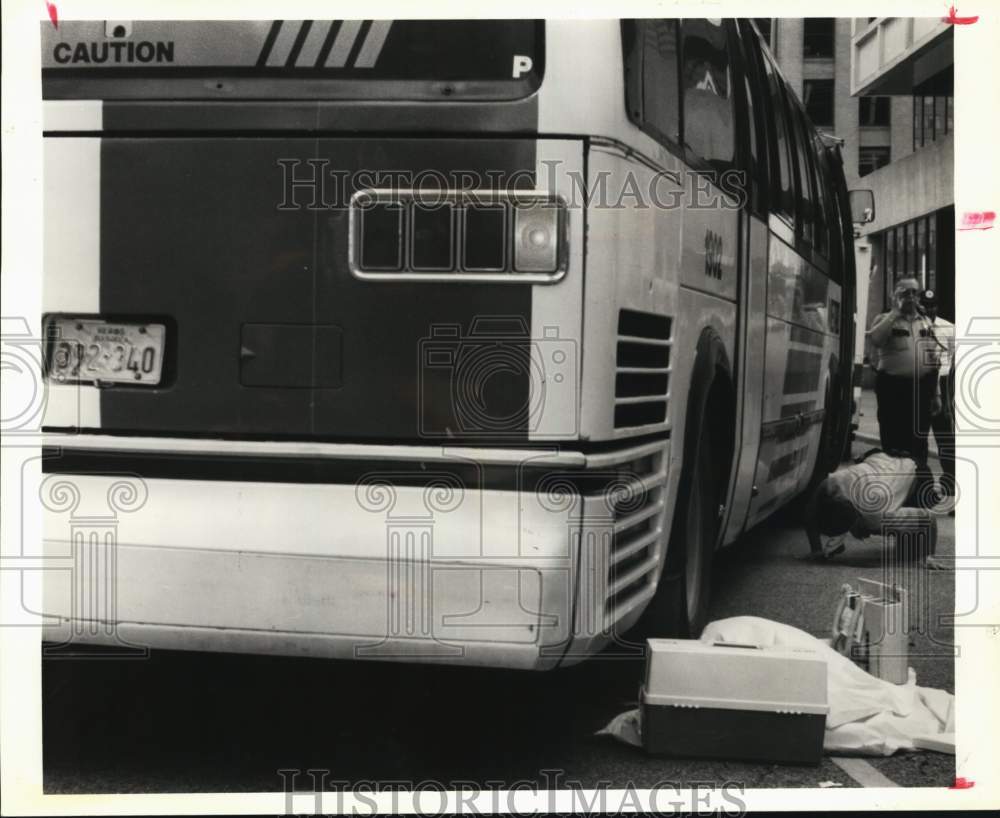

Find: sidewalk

[854,387,939,458]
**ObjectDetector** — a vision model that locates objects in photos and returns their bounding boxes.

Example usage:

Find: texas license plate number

[48,318,166,386]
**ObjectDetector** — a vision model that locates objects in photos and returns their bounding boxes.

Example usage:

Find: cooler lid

[641,639,829,716]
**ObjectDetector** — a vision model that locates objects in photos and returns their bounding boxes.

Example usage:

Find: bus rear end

[40,20,669,667]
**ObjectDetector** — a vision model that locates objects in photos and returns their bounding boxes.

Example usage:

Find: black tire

[633,408,722,640]
[631,329,731,642]
[811,381,840,482]
[673,418,720,638]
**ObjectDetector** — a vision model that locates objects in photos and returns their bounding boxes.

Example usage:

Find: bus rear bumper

[38,437,670,669]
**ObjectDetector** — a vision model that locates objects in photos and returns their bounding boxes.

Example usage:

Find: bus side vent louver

[604,446,668,621]
[614,309,672,429]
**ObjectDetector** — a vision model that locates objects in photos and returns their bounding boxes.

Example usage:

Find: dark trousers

[930,373,956,492]
[875,371,938,504]
[875,371,937,462]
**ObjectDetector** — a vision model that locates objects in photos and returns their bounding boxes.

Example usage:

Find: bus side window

[815,140,843,282]
[806,127,829,259]
[643,20,681,145]
[622,21,643,124]
[680,19,734,171]
[760,51,795,222]
[789,104,817,248]
[621,20,681,148]
[735,21,769,217]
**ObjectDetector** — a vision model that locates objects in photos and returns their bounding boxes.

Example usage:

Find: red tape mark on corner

[950,777,976,789]
[959,211,996,230]
[45,1,58,28]
[943,5,979,24]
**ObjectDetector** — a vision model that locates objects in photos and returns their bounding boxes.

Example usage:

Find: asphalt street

[42,442,956,794]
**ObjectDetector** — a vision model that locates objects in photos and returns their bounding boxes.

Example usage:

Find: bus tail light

[513,202,560,273]
[350,190,567,283]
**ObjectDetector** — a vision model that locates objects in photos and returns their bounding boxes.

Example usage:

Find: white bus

[39,19,857,668]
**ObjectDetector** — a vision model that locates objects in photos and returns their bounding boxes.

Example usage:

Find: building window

[896,224,907,277]
[916,218,927,282]
[873,211,952,318]
[913,94,952,148]
[859,96,890,127]
[922,95,935,145]
[858,146,890,177]
[906,221,917,279]
[803,18,834,58]
[885,227,896,280]
[926,215,937,292]
[934,96,948,140]
[803,79,834,126]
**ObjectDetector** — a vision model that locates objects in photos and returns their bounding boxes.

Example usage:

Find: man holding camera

[867,277,943,504]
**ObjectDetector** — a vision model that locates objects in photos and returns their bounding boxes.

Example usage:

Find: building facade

[760,17,954,337]
[849,17,954,330]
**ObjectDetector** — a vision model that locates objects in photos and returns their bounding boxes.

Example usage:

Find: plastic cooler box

[640,639,829,764]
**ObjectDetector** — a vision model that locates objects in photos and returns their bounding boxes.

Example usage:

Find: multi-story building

[849,17,954,327]
[758,18,953,334]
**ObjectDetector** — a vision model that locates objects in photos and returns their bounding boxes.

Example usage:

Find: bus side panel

[745,228,841,527]
[42,137,102,429]
[577,146,682,442]
[529,139,586,442]
[678,184,739,303]
[537,21,669,165]
[720,211,769,545]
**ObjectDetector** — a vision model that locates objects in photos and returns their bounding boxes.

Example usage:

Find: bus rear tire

[634,397,722,640]
[672,419,719,638]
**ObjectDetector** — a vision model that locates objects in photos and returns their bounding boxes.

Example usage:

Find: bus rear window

[42,20,544,100]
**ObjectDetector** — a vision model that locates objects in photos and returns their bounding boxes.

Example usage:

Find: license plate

[47,318,166,386]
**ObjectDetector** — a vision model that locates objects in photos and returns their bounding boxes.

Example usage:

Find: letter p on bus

[512,55,533,78]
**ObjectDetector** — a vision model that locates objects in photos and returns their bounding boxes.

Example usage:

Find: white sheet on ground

[597,616,954,757]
